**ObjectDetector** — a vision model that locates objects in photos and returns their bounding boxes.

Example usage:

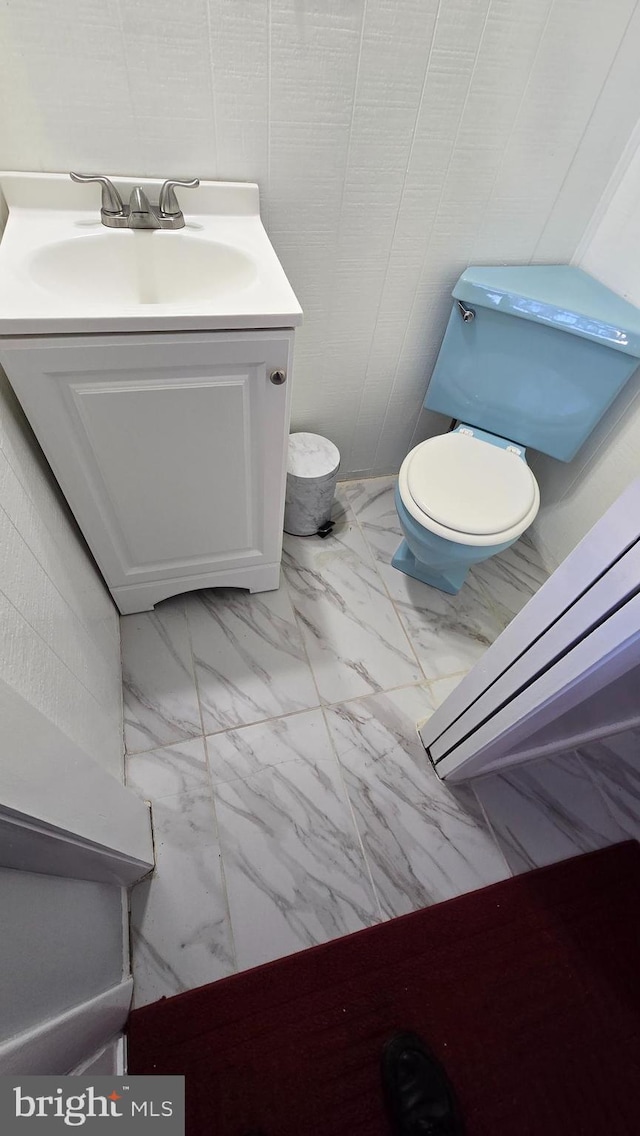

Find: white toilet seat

[398,430,540,547]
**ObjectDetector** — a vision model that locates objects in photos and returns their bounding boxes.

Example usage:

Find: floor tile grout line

[320,704,386,925]
[127,783,210,806]
[173,594,239,975]
[204,748,240,978]
[126,778,240,998]
[207,748,340,790]
[284,488,433,699]
[321,691,513,916]
[344,492,470,685]
[422,668,471,694]
[277,564,328,727]
[339,481,428,681]
[125,732,206,759]
[281,518,427,714]
[182,593,210,742]
[464,778,515,881]
[182,566,371,967]
[341,481,429,669]
[122,595,202,758]
[208,695,385,959]
[328,677,429,710]
[124,673,481,758]
[129,678,473,791]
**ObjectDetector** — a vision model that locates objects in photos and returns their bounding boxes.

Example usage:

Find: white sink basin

[28,231,257,307]
[0,173,302,334]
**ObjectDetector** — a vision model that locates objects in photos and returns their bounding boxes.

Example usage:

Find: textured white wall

[580,140,640,308]
[531,132,640,568]
[2,0,640,474]
[0,373,123,778]
[0,384,127,1050]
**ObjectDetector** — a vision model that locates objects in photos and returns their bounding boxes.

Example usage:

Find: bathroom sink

[28,232,257,307]
[0,172,302,333]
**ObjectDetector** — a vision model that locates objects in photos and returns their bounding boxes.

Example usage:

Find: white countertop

[0,173,303,335]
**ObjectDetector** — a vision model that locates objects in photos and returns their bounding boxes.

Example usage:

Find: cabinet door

[1,331,293,593]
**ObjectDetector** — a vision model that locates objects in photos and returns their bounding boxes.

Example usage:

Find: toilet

[393,264,640,594]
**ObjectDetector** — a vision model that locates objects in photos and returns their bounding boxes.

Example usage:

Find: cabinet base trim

[112,560,282,614]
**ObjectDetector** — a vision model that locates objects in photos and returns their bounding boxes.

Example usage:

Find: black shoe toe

[382,1031,464,1136]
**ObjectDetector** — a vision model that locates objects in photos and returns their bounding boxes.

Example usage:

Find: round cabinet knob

[270,369,287,385]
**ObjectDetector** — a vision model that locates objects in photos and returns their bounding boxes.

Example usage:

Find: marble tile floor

[123,477,634,1008]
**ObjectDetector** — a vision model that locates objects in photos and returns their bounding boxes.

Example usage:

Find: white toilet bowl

[393,426,540,594]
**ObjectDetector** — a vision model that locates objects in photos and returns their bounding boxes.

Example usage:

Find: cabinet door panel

[70,369,255,567]
[1,332,292,588]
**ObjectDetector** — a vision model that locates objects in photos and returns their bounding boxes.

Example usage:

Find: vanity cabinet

[0,330,294,613]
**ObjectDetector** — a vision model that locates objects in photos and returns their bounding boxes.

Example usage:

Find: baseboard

[111,560,282,614]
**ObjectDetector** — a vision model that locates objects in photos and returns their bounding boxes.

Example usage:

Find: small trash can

[283,432,340,536]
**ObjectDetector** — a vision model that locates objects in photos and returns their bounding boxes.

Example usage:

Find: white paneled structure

[531,129,640,568]
[0,373,122,777]
[0,377,130,1070]
[580,136,640,308]
[2,0,640,474]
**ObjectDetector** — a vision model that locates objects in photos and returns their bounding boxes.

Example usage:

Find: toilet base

[391,540,468,595]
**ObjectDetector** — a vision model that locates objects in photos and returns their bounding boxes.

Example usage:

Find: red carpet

[128,842,640,1135]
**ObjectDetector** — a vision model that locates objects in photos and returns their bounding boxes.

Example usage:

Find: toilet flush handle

[457,300,475,322]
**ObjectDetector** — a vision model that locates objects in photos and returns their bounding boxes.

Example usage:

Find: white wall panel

[0,0,639,476]
[0,0,140,175]
[533,1,640,264]
[118,0,217,179]
[531,129,640,569]
[580,141,640,307]
[210,0,269,186]
[0,373,122,778]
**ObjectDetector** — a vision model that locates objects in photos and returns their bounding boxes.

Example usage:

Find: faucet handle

[70,172,125,216]
[159,178,200,216]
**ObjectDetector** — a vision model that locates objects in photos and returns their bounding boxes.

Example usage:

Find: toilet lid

[406,432,537,536]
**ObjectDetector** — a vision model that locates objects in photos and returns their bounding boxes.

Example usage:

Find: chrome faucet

[70,173,200,230]
[128,185,158,229]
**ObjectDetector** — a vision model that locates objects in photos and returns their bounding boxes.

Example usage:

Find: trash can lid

[287,433,340,479]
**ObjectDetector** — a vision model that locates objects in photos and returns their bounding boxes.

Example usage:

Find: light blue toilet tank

[425,265,640,461]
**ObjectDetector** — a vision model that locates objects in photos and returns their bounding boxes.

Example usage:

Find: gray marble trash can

[283,432,341,536]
